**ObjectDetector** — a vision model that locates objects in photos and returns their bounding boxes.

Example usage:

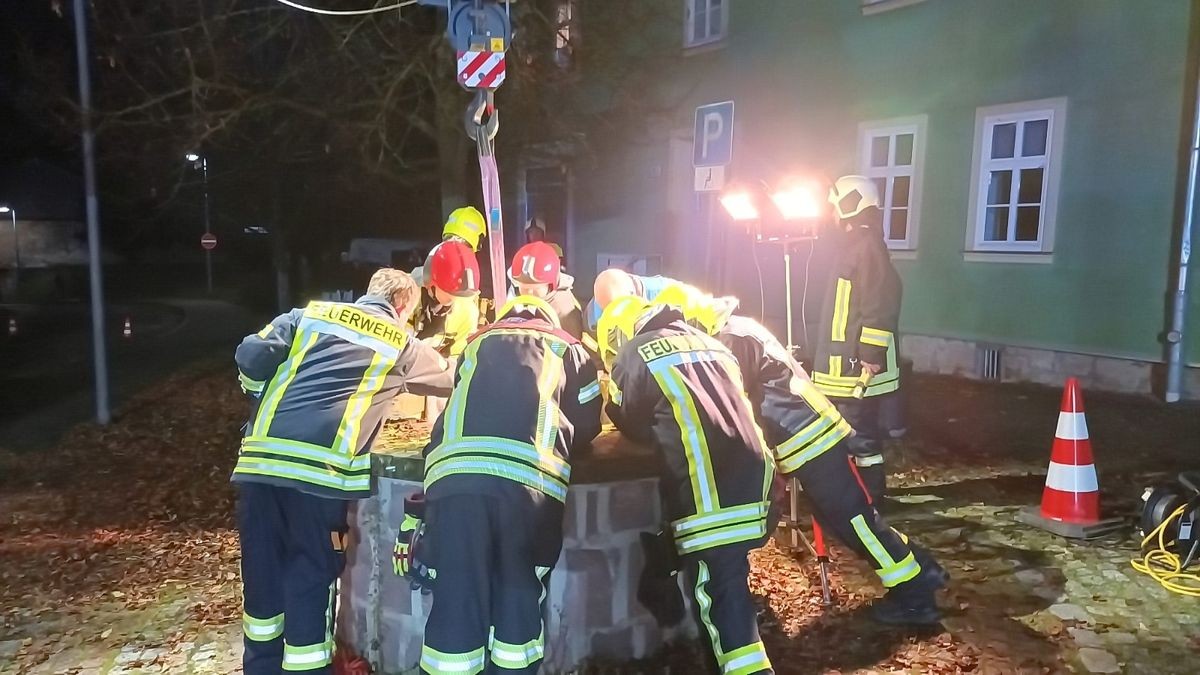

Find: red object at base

[333,644,371,675]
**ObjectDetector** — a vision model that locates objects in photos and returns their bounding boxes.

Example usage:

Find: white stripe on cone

[1055,411,1089,441]
[1045,460,1099,493]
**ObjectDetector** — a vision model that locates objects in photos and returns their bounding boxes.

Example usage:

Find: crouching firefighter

[400,295,602,674]
[654,284,948,624]
[232,268,455,674]
[811,176,903,504]
[598,296,776,675]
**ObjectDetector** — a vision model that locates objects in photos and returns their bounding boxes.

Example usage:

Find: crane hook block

[448,1,512,54]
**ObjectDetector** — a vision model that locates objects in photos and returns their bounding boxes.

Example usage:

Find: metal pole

[202,157,213,294]
[9,209,17,285]
[1166,69,1200,403]
[73,0,111,424]
[784,245,794,348]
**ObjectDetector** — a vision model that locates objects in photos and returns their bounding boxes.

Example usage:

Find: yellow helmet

[653,283,737,335]
[443,206,487,252]
[596,294,652,371]
[496,294,560,328]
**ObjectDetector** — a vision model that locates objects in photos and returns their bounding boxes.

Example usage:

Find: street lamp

[0,206,18,287]
[185,152,213,293]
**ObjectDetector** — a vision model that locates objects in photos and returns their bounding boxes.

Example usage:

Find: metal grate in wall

[976,345,1003,381]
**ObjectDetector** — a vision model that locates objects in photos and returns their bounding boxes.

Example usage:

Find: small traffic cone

[123,316,132,338]
[1018,378,1123,539]
[7,317,16,336]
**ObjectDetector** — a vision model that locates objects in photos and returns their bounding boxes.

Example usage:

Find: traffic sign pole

[694,101,734,292]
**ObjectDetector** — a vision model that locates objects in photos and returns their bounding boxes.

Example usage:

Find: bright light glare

[771,183,822,220]
[0,207,10,214]
[185,153,201,162]
[719,191,761,221]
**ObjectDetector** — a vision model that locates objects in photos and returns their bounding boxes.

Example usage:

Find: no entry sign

[201,233,217,251]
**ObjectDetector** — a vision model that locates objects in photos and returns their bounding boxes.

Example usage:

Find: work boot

[870,549,949,626]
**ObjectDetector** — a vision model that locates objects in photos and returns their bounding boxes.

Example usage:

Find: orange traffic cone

[1018,378,1122,538]
[123,316,132,338]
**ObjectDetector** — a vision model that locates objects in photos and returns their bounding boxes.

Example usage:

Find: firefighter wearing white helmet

[811,175,902,505]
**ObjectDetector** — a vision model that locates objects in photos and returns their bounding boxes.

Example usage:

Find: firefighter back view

[509,241,586,339]
[410,296,602,674]
[655,283,948,624]
[598,296,775,675]
[811,176,902,504]
[232,268,454,675]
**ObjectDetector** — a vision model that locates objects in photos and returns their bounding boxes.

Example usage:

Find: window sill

[963,251,1054,264]
[862,0,928,15]
[887,249,918,261]
[682,39,727,57]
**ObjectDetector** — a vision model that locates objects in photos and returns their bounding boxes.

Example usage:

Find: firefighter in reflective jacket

[654,283,948,624]
[442,206,487,252]
[598,296,775,675]
[232,268,454,675]
[409,295,602,675]
[811,176,902,504]
[509,241,586,339]
[411,240,483,359]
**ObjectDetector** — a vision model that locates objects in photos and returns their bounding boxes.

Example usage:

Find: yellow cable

[1130,504,1200,597]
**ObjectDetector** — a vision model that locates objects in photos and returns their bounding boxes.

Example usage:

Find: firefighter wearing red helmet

[508,241,585,339]
[411,240,482,359]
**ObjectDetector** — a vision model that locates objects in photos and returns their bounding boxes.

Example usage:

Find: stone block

[1093,357,1150,394]
[590,626,634,660]
[608,479,661,532]
[563,548,615,626]
[1057,353,1098,380]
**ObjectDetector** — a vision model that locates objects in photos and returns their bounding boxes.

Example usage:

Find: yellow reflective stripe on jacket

[241,436,374,472]
[333,351,396,454]
[636,333,715,363]
[304,301,408,351]
[443,336,484,440]
[831,278,852,342]
[424,454,568,502]
[775,416,852,474]
[534,340,566,454]
[651,366,720,513]
[253,331,319,437]
[578,379,601,404]
[427,437,571,484]
[234,456,372,494]
[238,369,266,394]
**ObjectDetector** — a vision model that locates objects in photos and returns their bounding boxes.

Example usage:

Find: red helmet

[428,240,480,297]
[509,241,561,291]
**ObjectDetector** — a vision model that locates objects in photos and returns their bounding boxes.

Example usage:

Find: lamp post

[0,206,17,286]
[186,153,213,293]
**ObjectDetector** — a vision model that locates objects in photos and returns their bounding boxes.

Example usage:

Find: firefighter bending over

[655,283,948,624]
[400,295,602,674]
[509,241,586,339]
[411,240,483,359]
[233,268,454,675]
[598,296,775,675]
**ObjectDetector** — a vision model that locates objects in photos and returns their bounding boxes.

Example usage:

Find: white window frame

[858,115,927,252]
[553,0,576,70]
[683,0,728,49]
[966,97,1067,259]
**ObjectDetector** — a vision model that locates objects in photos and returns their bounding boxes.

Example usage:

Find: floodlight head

[185,153,201,162]
[771,181,823,221]
[719,190,761,222]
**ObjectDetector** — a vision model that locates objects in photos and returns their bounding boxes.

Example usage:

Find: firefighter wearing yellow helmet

[597,295,776,674]
[652,283,948,624]
[810,175,902,505]
[442,206,487,252]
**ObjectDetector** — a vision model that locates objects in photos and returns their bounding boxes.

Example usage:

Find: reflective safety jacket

[585,274,676,331]
[510,273,585,340]
[423,315,602,504]
[411,289,481,358]
[605,310,776,556]
[716,315,852,475]
[811,225,902,398]
[233,296,455,499]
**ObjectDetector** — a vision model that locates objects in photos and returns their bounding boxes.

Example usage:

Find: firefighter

[597,295,775,675]
[810,175,902,504]
[400,295,602,674]
[586,268,676,331]
[509,241,586,339]
[233,268,455,675]
[411,240,483,359]
[653,283,948,624]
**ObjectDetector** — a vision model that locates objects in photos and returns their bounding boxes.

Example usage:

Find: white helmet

[828,175,880,220]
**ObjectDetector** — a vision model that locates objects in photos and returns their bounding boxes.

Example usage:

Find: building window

[967,98,1067,255]
[684,0,727,49]
[553,0,576,70]
[859,115,927,250]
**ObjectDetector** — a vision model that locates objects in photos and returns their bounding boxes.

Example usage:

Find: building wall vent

[976,344,1003,381]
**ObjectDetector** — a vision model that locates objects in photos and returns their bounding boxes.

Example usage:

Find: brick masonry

[902,334,1200,399]
[337,475,696,674]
